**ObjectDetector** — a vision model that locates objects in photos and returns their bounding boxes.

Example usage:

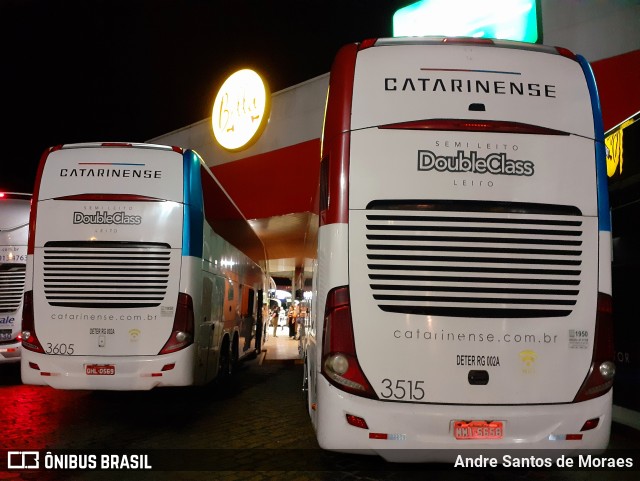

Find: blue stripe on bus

[182,150,204,258]
[576,54,611,233]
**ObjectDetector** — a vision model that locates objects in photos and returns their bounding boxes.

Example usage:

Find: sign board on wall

[393,0,542,43]
[211,69,271,152]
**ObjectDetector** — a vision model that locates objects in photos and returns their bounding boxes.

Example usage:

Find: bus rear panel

[22,143,192,389]
[308,38,613,461]
[0,193,31,364]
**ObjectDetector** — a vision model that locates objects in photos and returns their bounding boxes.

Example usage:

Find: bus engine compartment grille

[364,201,584,318]
[0,264,27,312]
[42,241,171,308]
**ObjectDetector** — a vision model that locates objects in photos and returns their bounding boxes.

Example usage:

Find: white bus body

[304,38,614,461]
[0,193,31,364]
[21,143,266,390]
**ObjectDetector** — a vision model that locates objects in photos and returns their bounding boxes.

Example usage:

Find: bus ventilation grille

[42,241,171,308]
[0,264,26,312]
[364,201,585,318]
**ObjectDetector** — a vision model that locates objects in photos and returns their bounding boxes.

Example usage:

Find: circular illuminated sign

[211,69,271,152]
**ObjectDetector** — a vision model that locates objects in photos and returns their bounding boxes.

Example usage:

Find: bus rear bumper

[315,377,612,462]
[0,341,21,364]
[20,346,195,390]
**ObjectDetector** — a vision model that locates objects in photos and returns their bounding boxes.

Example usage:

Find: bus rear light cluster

[549,417,602,441]
[141,363,176,378]
[158,292,195,355]
[27,362,58,377]
[573,293,615,403]
[21,291,45,354]
[321,286,377,399]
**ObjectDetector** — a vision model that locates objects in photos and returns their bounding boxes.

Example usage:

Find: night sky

[1,0,413,193]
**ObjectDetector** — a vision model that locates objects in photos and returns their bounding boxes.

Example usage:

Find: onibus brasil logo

[418,150,535,176]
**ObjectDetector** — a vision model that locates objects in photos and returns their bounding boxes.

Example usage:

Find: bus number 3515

[380,379,425,401]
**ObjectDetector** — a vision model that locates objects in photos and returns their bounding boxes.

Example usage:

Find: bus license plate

[85,364,115,376]
[0,329,11,341]
[454,420,504,440]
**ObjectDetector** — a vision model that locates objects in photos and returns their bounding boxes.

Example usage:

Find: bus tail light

[573,293,615,403]
[379,119,569,136]
[159,293,194,355]
[321,286,377,399]
[21,291,45,354]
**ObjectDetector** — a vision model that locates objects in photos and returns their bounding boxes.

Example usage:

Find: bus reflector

[369,433,388,440]
[321,286,377,399]
[581,418,600,431]
[346,414,369,429]
[573,293,615,402]
[549,434,583,441]
[159,293,195,355]
[21,291,45,354]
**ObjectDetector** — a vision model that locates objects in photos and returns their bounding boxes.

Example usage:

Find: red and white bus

[21,142,267,390]
[303,37,614,461]
[0,193,31,364]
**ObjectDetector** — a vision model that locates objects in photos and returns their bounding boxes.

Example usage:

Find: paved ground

[0,351,639,481]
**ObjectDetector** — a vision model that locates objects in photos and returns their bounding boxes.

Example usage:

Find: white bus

[21,142,267,390]
[303,37,614,461]
[1,193,31,364]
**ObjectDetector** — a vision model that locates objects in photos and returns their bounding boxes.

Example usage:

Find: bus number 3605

[45,343,75,355]
[380,379,425,401]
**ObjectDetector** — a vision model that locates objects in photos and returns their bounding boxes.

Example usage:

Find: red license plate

[85,364,115,376]
[454,420,504,440]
